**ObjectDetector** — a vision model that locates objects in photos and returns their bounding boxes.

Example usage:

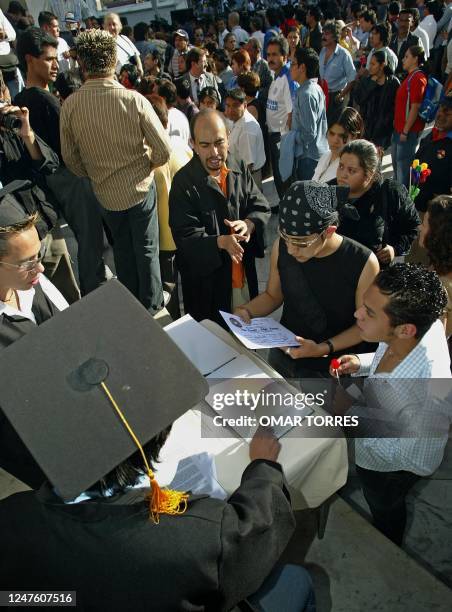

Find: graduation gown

[169,155,270,325]
[0,460,295,612]
[0,283,59,488]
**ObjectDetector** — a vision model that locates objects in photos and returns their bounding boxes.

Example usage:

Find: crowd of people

[0,1,451,610]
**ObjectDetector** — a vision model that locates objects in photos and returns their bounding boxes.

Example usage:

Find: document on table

[219,311,300,350]
[165,314,239,375]
[167,452,227,500]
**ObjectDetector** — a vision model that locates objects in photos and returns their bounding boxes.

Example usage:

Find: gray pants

[46,167,107,296]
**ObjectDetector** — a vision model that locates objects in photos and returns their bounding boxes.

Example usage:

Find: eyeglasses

[279,229,323,249]
[0,246,45,272]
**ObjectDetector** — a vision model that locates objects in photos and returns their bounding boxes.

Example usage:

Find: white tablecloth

[157,320,348,509]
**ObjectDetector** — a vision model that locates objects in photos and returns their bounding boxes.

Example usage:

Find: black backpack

[0,179,57,239]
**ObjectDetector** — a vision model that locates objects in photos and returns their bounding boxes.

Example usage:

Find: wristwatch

[324,339,334,355]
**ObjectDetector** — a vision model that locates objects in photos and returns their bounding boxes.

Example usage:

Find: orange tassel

[147,470,189,524]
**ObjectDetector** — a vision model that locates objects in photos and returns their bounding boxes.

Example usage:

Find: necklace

[384,346,405,363]
[2,289,15,303]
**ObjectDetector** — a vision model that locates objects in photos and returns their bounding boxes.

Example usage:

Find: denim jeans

[101,181,163,314]
[391,132,421,187]
[248,564,316,612]
[295,157,318,181]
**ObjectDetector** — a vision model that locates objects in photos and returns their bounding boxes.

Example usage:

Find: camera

[0,101,22,131]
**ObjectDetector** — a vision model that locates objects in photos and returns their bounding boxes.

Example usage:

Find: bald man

[169,110,270,324]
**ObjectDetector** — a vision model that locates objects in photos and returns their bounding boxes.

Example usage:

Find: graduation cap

[0,280,208,521]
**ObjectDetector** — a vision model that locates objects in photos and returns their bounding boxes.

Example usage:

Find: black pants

[356,465,421,546]
[46,167,107,296]
[268,131,290,200]
[159,250,180,320]
[101,182,163,314]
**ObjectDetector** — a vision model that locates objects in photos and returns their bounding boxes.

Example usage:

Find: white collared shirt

[228,109,266,171]
[0,275,68,323]
[351,320,452,476]
[189,72,206,105]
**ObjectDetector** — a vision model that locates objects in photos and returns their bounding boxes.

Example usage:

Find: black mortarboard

[0,280,208,507]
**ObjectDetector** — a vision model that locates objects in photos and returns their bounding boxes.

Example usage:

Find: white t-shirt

[228,109,266,171]
[168,107,190,146]
[0,274,68,323]
[312,152,339,183]
[0,9,16,56]
[266,67,295,134]
[57,37,71,72]
[115,35,140,73]
[420,15,438,50]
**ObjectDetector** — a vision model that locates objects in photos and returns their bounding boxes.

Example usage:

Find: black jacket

[307,24,323,55]
[354,75,400,149]
[330,178,420,256]
[169,155,270,324]
[0,460,295,612]
[414,132,452,212]
[389,32,420,79]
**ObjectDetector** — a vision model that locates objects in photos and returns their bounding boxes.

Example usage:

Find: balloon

[420,163,428,171]
[412,159,420,169]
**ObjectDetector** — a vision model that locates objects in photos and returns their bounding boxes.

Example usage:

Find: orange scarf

[216,166,245,289]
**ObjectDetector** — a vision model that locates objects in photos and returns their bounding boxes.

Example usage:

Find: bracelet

[324,339,334,355]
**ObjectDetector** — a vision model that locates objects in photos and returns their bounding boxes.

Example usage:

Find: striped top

[60,78,171,211]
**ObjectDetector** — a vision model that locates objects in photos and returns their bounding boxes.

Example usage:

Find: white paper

[206,354,271,380]
[167,452,227,500]
[219,311,300,349]
[165,314,239,375]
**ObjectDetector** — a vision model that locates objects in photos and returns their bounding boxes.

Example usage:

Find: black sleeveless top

[0,282,58,350]
[278,236,372,372]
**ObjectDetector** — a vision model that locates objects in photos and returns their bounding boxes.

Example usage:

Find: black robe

[0,283,59,488]
[0,460,295,612]
[169,155,270,325]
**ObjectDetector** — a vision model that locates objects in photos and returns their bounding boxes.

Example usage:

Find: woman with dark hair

[366,23,398,75]
[313,107,364,182]
[391,45,428,186]
[287,26,301,66]
[119,63,140,90]
[333,139,420,266]
[354,50,400,150]
[418,195,452,336]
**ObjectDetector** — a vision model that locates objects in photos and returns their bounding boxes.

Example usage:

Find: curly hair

[424,196,452,276]
[375,263,448,338]
[75,29,117,76]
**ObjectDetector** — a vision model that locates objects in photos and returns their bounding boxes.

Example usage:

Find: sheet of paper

[165,314,239,375]
[206,354,271,380]
[167,452,227,500]
[219,311,300,350]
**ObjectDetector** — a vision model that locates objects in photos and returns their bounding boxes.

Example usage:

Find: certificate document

[219,311,300,350]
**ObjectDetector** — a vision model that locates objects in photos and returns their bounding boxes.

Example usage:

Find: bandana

[279,181,350,237]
